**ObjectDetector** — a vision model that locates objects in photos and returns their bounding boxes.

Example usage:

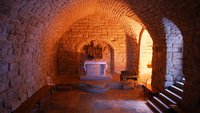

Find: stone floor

[30,74,153,113]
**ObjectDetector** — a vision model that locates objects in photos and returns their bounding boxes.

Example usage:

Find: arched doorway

[138,29,153,85]
[163,18,184,87]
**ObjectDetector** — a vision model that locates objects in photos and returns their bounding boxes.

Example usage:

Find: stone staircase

[147,80,184,113]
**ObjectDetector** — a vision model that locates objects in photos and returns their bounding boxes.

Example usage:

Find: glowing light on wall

[138,29,153,85]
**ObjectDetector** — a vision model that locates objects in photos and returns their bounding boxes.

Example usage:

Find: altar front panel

[80,61,111,80]
[86,64,105,76]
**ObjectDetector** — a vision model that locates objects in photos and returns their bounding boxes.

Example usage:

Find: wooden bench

[120,70,138,81]
[120,71,138,89]
[13,85,53,113]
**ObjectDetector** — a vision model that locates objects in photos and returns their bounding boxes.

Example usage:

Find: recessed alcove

[56,14,139,75]
[80,40,114,74]
[163,18,184,87]
[82,40,103,60]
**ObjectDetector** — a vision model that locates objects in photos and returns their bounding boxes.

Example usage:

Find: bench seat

[13,85,53,113]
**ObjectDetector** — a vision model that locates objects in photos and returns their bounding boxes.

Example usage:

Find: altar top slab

[85,61,107,64]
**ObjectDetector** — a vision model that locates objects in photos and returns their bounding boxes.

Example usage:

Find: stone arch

[138,29,153,84]
[6,0,145,78]
[162,18,184,87]
[1,1,199,112]
[56,13,129,75]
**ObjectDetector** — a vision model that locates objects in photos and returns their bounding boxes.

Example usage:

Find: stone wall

[151,39,166,91]
[0,1,57,113]
[126,35,139,74]
[0,0,200,113]
[57,14,138,75]
[163,18,184,87]
[0,16,54,113]
[0,1,142,112]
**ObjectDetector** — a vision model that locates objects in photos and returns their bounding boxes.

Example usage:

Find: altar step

[147,81,184,113]
[80,75,112,80]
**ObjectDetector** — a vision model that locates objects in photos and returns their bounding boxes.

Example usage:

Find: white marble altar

[80,61,112,80]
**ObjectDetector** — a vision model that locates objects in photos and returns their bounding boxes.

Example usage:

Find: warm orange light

[138,29,153,85]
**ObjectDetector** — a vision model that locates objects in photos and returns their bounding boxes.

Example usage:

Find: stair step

[146,81,185,113]
[171,85,183,92]
[169,85,183,97]
[159,92,177,104]
[174,82,184,89]
[165,89,182,102]
[152,97,172,113]
[177,82,184,86]
[147,100,163,113]
[153,97,170,110]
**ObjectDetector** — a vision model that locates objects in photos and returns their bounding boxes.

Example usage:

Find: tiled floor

[31,74,153,113]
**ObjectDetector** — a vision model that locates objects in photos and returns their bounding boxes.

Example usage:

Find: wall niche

[80,40,114,74]
[83,40,103,60]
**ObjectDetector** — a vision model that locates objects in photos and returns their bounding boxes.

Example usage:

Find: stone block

[173,53,183,59]
[167,47,182,52]
[173,43,183,48]
[0,63,9,75]
[173,64,183,70]
[9,63,18,72]
[0,41,13,50]
[0,80,9,94]
[0,49,8,58]
[173,59,183,65]
[7,48,14,55]
[172,68,182,75]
